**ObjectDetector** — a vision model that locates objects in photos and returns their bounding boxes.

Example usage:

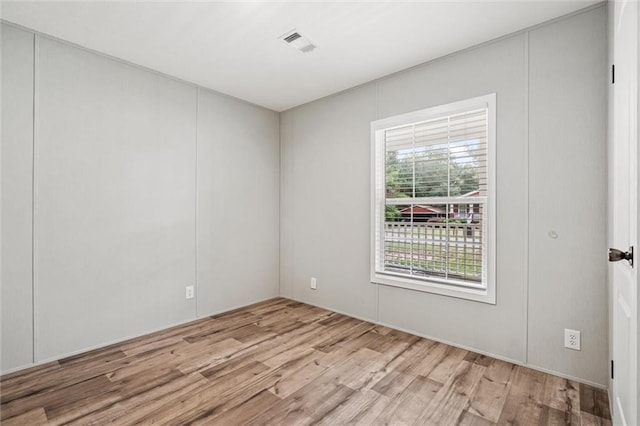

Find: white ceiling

[1,1,598,111]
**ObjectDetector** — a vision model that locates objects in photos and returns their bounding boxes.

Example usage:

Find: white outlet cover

[186,285,195,299]
[310,277,317,290]
[564,328,581,351]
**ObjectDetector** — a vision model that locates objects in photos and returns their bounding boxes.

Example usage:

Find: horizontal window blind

[377,107,488,287]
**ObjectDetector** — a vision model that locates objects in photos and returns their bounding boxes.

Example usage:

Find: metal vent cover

[283,32,301,43]
[279,29,316,53]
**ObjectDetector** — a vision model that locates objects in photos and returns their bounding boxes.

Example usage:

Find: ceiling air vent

[283,32,301,43]
[279,29,316,53]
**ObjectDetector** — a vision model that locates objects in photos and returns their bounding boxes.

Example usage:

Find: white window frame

[370,94,496,304]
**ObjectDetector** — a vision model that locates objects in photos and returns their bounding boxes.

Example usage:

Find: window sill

[371,271,496,304]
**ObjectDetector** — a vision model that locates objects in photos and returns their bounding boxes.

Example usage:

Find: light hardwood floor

[1,298,611,425]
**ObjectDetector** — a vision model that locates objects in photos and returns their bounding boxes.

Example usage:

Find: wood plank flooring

[0,298,612,425]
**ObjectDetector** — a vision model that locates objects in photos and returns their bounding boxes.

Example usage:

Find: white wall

[35,36,198,362]
[0,24,280,372]
[197,89,280,315]
[527,8,607,388]
[280,6,608,386]
[1,24,34,372]
[280,84,379,320]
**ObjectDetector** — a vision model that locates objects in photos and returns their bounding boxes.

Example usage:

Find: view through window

[371,94,495,302]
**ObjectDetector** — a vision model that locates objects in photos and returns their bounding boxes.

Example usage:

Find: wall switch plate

[564,329,581,350]
[310,277,317,290]
[185,285,195,299]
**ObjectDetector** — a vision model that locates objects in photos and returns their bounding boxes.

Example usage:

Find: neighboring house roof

[399,205,444,214]
[398,192,479,215]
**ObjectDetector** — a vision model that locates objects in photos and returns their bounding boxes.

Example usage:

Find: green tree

[384,151,407,220]
[385,205,401,221]
[386,145,480,200]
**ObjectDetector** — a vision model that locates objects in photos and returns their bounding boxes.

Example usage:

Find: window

[371,94,496,303]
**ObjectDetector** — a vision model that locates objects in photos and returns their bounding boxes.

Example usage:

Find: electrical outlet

[310,277,317,290]
[564,329,581,350]
[185,285,195,300]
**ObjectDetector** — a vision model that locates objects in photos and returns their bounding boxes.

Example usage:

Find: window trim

[370,94,497,304]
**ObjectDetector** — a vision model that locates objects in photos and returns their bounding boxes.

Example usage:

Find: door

[611,1,639,425]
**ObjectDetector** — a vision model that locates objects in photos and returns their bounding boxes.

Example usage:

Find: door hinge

[611,360,614,379]
[612,64,615,84]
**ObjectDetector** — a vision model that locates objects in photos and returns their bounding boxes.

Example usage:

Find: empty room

[0,0,638,424]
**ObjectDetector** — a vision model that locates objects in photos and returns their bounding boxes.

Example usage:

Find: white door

[611,1,639,425]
